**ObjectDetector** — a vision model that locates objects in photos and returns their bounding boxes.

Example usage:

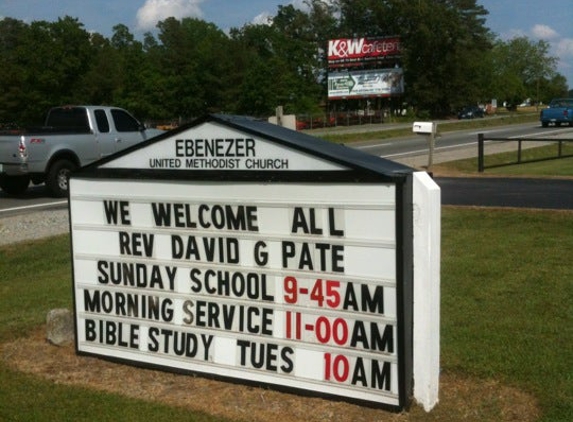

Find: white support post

[412,171,441,411]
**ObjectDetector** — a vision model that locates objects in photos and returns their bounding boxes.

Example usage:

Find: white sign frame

[69,114,440,412]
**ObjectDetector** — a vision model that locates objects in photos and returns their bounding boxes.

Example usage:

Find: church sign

[69,114,440,411]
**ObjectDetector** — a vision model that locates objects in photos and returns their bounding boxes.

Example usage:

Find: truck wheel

[46,159,77,198]
[0,175,30,196]
[541,121,549,127]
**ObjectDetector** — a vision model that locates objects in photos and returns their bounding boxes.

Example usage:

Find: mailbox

[412,121,436,135]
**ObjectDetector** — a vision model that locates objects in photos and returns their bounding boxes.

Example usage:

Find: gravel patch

[0,209,70,246]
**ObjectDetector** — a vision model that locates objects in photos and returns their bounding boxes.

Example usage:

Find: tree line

[0,0,569,126]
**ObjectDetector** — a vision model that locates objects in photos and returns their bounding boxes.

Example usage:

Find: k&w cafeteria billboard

[328,36,402,67]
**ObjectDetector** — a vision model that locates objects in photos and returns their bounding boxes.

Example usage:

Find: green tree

[150,17,233,119]
[1,2,569,124]
[76,33,121,106]
[230,2,334,116]
[49,16,94,101]
[3,17,94,124]
[0,18,29,123]
[487,37,564,106]
[540,74,569,101]
[330,0,493,116]
[108,24,151,117]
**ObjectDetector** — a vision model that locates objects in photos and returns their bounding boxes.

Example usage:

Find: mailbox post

[412,122,437,170]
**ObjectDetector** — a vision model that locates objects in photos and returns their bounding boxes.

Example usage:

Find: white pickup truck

[0,106,163,197]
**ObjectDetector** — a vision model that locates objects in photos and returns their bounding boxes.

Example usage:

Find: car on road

[457,105,485,119]
[540,98,573,127]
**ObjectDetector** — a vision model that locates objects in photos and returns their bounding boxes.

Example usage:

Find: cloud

[249,0,335,26]
[250,12,272,26]
[556,38,573,58]
[531,24,558,40]
[528,26,573,82]
[136,0,204,30]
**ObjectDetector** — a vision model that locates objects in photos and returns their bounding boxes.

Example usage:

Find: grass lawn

[1,206,571,421]
[440,208,572,422]
[1,117,570,420]
[318,112,540,144]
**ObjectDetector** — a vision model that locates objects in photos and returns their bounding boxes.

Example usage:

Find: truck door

[110,108,147,152]
[94,109,116,158]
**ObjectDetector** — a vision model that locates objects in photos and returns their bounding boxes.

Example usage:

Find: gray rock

[46,308,74,346]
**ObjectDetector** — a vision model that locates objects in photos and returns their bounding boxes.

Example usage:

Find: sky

[1,0,572,87]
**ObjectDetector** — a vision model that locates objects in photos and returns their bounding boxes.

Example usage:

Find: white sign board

[100,121,347,172]
[69,115,440,411]
[70,179,401,405]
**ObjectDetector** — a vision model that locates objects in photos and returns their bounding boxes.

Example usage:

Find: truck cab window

[47,107,90,131]
[111,109,141,132]
[95,109,110,133]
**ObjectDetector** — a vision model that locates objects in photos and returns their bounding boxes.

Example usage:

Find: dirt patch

[1,328,540,422]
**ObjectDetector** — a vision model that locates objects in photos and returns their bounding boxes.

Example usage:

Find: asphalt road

[2,175,572,217]
[1,121,572,216]
[352,121,557,160]
[436,177,573,210]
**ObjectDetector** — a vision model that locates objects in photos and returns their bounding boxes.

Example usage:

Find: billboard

[328,37,402,68]
[328,69,404,100]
